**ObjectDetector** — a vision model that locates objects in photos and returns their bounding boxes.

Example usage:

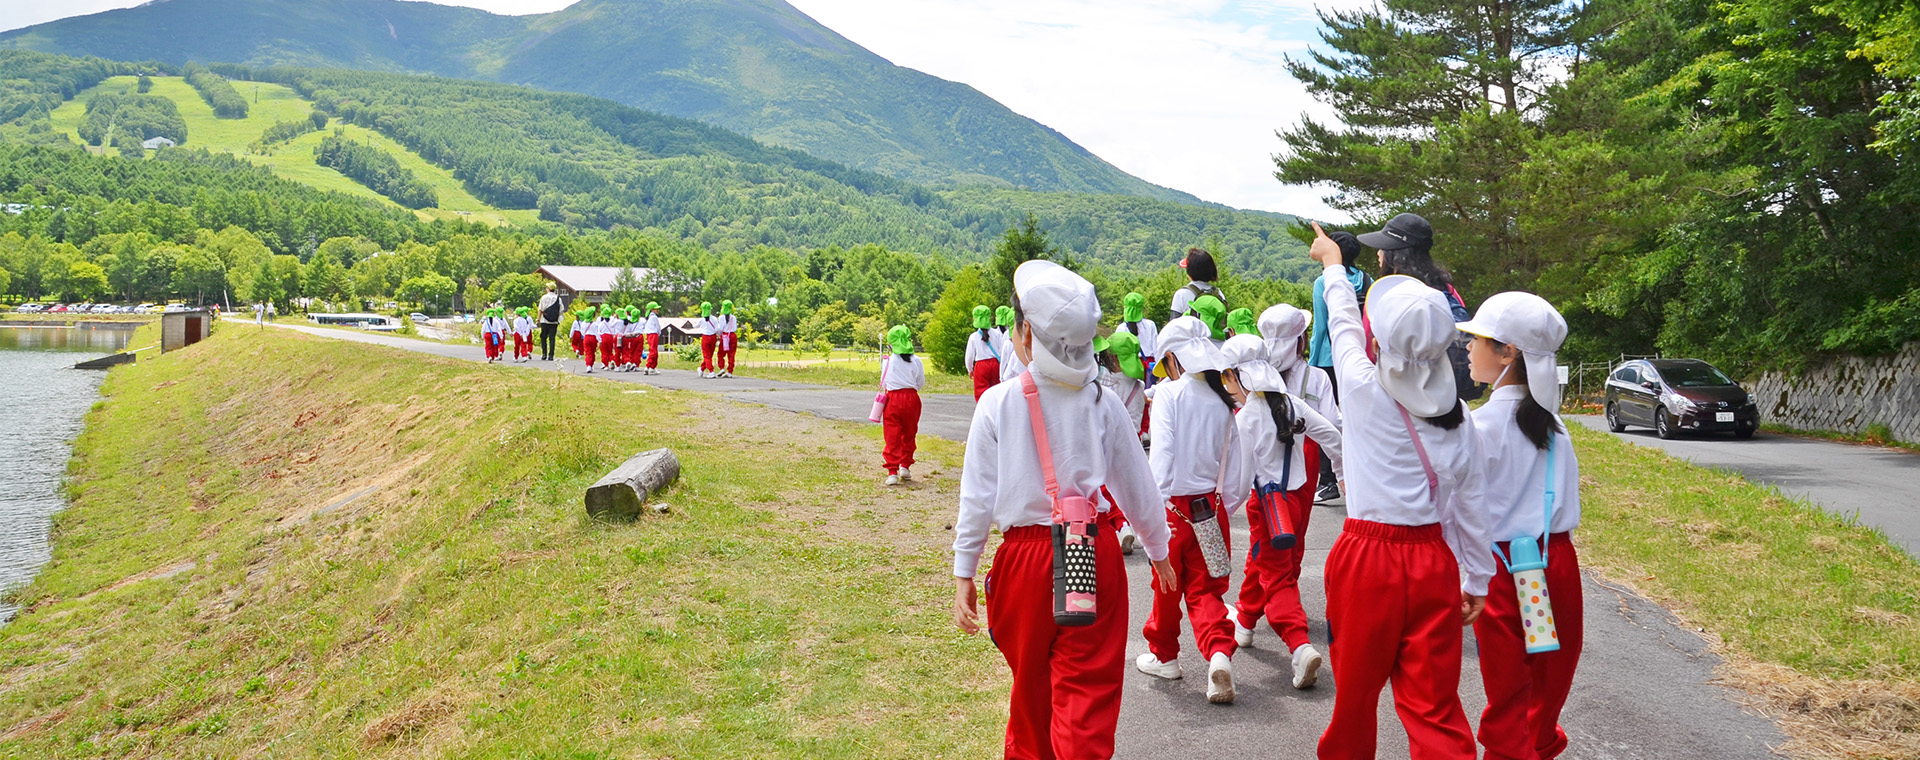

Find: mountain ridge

[0,0,1213,207]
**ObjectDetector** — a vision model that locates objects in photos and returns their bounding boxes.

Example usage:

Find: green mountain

[0,0,1206,204]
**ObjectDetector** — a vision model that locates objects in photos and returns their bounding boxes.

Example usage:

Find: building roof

[537,265,657,294]
[142,136,175,148]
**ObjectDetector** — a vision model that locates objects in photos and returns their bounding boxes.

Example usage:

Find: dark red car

[1604,359,1759,439]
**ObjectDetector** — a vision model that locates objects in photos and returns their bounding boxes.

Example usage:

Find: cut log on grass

[585,448,680,521]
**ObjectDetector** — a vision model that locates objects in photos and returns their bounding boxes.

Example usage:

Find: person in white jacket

[1219,334,1343,690]
[1307,221,1492,760]
[640,302,662,375]
[1458,292,1585,760]
[963,305,1006,401]
[1137,315,1252,705]
[1261,304,1345,505]
[952,260,1175,760]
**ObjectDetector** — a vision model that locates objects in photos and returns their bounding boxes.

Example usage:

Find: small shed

[142,136,176,150]
[160,308,212,352]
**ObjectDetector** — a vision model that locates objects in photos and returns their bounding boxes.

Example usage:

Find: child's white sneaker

[898,467,911,482]
[1206,652,1235,704]
[1290,643,1323,689]
[1135,653,1182,680]
[1118,524,1138,555]
[584,366,593,373]
[1228,610,1253,647]
[884,473,900,487]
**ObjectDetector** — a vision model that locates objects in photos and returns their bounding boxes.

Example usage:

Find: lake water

[0,324,135,621]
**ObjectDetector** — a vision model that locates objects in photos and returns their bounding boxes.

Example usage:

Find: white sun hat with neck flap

[1156,315,1228,375]
[1258,304,1310,372]
[1013,259,1101,387]
[1455,291,1568,413]
[1221,333,1282,392]
[1366,274,1459,418]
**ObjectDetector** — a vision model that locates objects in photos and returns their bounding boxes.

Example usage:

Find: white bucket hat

[1013,260,1101,387]
[1258,304,1309,372]
[1157,315,1227,374]
[1222,334,1282,392]
[1366,275,1458,417]
[1455,291,1568,413]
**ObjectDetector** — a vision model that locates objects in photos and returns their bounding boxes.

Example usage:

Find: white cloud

[0,0,1357,219]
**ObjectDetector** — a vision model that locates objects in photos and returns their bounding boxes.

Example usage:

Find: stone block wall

[1749,343,1920,442]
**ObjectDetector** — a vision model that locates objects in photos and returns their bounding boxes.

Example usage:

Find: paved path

[264,321,1785,758]
[1573,416,1920,555]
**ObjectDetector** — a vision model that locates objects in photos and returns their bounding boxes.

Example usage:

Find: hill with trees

[0,0,1207,204]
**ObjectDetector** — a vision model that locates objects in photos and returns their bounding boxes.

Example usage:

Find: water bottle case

[1256,481,1295,551]
[1052,495,1099,627]
[1187,495,1232,579]
[1496,440,1562,654]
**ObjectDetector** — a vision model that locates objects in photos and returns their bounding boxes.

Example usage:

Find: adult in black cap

[1359,213,1485,401]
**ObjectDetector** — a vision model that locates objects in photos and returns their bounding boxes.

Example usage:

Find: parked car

[147,304,169,313]
[409,312,430,323]
[15,303,43,313]
[1605,358,1759,439]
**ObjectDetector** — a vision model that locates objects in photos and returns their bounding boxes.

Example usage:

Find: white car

[409,312,431,323]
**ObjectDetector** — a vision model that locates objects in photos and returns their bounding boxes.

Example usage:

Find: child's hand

[1461,593,1487,625]
[954,577,980,635]
[1309,222,1342,267]
[1150,558,1179,594]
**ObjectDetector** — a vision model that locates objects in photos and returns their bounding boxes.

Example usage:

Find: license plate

[1716,412,1735,423]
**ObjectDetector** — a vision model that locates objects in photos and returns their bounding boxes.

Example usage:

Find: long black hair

[1199,369,1237,412]
[1493,340,1562,449]
[1184,248,1219,282]
[1380,246,1453,292]
[1262,391,1301,447]
[1422,402,1466,431]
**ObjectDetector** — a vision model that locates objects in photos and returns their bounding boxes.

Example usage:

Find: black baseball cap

[1357,213,1433,251]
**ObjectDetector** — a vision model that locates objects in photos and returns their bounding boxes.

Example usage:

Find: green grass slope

[0,0,1206,204]
[0,325,998,757]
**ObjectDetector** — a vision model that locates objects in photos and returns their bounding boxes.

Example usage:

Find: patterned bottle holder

[1256,481,1295,551]
[1186,495,1232,579]
[1504,536,1560,653]
[1052,493,1100,627]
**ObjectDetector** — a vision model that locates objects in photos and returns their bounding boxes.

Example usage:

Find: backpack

[1179,281,1228,314]
[1444,284,1487,402]
[540,296,562,323]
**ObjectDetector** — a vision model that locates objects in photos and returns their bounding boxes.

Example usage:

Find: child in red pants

[482,307,507,362]
[696,301,719,378]
[953,260,1176,760]
[641,302,662,375]
[879,325,923,485]
[1219,334,1343,690]
[717,300,739,377]
[596,305,617,371]
[1460,292,1584,760]
[1307,222,1493,760]
[1139,316,1251,704]
[964,305,1004,400]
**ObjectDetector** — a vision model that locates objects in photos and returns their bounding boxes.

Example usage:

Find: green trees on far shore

[313,134,436,209]
[182,62,247,119]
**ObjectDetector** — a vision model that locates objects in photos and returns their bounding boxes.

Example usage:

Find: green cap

[597,305,611,319]
[1105,330,1145,380]
[1227,307,1257,338]
[720,299,733,315]
[701,301,712,317]
[646,301,660,312]
[995,305,1015,328]
[972,305,992,330]
[887,324,913,354]
[1191,295,1227,341]
[1123,292,1145,322]
[1092,335,1110,354]
[577,307,592,320]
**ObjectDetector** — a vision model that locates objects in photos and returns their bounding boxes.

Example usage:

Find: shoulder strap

[1214,411,1233,496]
[1396,404,1439,502]
[1541,437,1557,563]
[1019,373,1064,510]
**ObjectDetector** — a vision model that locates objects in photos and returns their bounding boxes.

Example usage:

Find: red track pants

[1319,519,1477,760]
[582,334,597,365]
[1476,533,1583,760]
[484,333,503,359]
[720,332,737,372]
[700,334,717,372]
[1143,495,1236,663]
[971,358,1001,400]
[1234,442,1322,650]
[645,334,660,369]
[570,332,583,356]
[881,388,920,474]
[987,524,1129,760]
[598,335,616,368]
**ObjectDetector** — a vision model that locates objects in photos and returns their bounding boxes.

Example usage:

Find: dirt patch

[1722,659,1920,760]
[92,560,196,597]
[0,710,65,741]
[360,688,464,747]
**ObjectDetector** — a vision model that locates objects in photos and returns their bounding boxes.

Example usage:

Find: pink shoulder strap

[1397,404,1439,502]
[1018,373,1063,513]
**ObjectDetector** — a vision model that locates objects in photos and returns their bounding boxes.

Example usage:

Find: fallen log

[585,448,680,521]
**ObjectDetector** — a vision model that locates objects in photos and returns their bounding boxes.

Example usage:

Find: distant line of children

[951,216,1584,760]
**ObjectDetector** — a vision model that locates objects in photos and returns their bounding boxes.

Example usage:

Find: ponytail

[1200,370,1237,412]
[1262,391,1300,447]
[1422,403,1466,431]
[1495,340,1563,449]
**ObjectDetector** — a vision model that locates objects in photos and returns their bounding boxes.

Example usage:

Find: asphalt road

[1572,416,1920,555]
[262,320,1786,758]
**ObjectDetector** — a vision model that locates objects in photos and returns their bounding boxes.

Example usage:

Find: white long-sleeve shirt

[1281,363,1341,429]
[1470,385,1582,543]
[640,314,661,335]
[718,314,738,334]
[998,334,1028,382]
[482,316,507,335]
[881,354,926,391]
[512,316,532,337]
[570,319,586,337]
[1096,368,1146,435]
[1238,391,1343,492]
[1147,375,1252,515]
[964,329,1005,371]
[954,377,1172,577]
[1115,319,1159,360]
[1322,264,1494,596]
[698,316,720,336]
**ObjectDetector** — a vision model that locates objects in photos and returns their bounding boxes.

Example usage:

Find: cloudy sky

[0,0,1358,220]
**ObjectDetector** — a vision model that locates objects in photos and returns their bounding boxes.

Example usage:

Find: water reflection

[0,323,138,353]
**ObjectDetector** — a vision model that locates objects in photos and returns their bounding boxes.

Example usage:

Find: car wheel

[1606,402,1627,433]
[1656,408,1678,440]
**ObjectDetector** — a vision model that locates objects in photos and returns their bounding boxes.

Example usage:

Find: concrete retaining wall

[1750,343,1920,441]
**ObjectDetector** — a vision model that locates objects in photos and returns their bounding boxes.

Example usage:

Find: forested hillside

[1278,0,1920,372]
[0,0,1201,203]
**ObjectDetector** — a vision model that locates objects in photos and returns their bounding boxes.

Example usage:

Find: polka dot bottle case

[1052,495,1099,627]
[1505,537,1560,654]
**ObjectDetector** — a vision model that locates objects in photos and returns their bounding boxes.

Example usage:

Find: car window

[1659,363,1735,387]
[1613,366,1639,384]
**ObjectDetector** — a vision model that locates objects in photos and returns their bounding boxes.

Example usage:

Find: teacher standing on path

[537,284,562,361]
